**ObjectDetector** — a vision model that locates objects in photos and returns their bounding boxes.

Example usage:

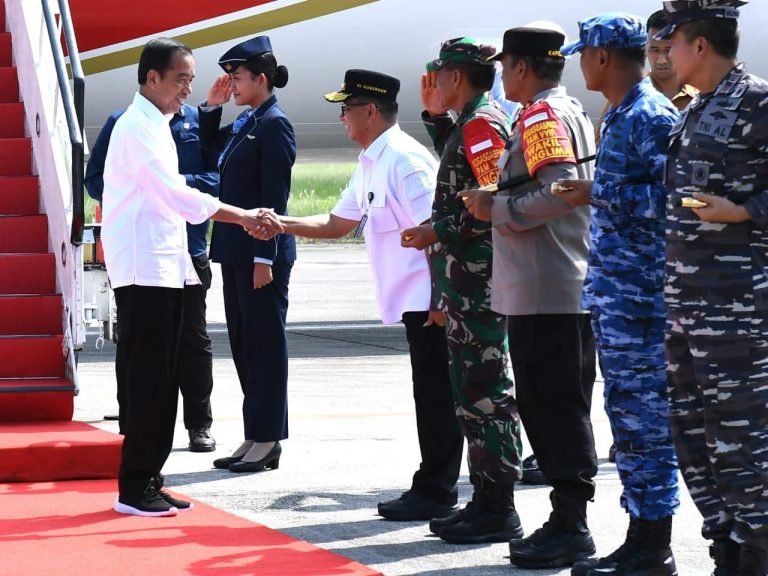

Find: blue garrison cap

[218,36,273,72]
[655,0,745,39]
[561,13,647,56]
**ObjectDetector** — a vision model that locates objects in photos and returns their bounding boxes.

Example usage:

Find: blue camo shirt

[583,77,678,317]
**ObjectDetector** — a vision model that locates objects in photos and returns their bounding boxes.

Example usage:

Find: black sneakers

[114,486,178,517]
[158,490,194,512]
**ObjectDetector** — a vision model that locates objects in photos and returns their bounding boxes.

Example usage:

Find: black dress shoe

[377,490,458,521]
[213,455,243,469]
[189,428,216,453]
[229,442,281,473]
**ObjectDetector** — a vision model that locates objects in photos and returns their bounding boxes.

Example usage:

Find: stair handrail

[40,0,84,246]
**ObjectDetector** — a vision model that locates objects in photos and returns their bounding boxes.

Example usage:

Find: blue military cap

[655,0,746,39]
[561,12,647,56]
[218,36,272,73]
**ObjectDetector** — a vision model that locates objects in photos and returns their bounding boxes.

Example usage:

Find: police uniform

[422,37,521,545]
[487,26,598,569]
[199,36,296,451]
[563,13,682,576]
[324,70,463,520]
[660,0,768,569]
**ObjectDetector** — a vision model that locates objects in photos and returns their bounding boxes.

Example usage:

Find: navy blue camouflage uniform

[585,77,680,521]
[665,62,768,548]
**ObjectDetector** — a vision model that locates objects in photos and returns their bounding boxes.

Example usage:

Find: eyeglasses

[340,102,371,115]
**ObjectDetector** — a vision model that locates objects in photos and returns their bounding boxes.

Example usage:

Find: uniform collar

[609,77,653,117]
[529,85,567,105]
[457,93,490,124]
[361,124,400,162]
[253,94,278,118]
[714,63,747,97]
[649,75,698,104]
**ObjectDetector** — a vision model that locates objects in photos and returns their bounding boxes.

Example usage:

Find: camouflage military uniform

[423,94,520,485]
[665,63,768,546]
[585,77,680,521]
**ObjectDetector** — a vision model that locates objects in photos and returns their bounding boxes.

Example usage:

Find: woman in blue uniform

[200,36,296,472]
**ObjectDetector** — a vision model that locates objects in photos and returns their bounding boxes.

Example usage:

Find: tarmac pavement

[74,244,713,576]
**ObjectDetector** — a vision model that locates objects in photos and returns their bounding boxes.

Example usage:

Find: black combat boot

[438,482,524,544]
[510,492,595,569]
[429,473,483,535]
[710,539,739,576]
[571,515,677,576]
[739,544,768,576]
[572,516,639,576]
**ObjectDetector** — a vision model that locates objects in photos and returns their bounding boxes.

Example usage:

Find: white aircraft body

[74,0,768,149]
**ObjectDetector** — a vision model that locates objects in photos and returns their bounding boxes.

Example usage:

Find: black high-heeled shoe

[228,441,281,473]
[213,454,244,470]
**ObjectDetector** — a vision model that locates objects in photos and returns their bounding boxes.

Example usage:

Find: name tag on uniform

[695,108,737,141]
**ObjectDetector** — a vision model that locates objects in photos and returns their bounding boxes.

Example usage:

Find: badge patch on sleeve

[462,118,506,187]
[520,102,576,176]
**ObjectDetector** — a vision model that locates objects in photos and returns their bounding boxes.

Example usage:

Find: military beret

[561,12,647,56]
[489,27,566,60]
[324,69,400,103]
[655,0,746,40]
[218,36,273,73]
[427,37,496,72]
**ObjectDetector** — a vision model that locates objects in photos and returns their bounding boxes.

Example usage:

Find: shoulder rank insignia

[519,101,576,176]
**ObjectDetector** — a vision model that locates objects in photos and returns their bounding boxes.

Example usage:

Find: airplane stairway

[0,0,121,482]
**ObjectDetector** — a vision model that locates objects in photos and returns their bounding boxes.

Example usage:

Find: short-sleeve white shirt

[102,93,221,289]
[331,125,437,324]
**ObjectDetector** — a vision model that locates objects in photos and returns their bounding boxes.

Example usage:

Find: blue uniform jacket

[199,95,296,266]
[84,104,220,257]
[583,77,678,318]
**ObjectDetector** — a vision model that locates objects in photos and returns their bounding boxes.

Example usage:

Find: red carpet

[0,422,121,482]
[0,479,382,576]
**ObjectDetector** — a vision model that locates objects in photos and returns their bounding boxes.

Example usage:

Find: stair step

[0,421,122,481]
[0,176,38,214]
[0,253,55,294]
[0,214,48,253]
[0,102,24,137]
[0,295,62,335]
[0,67,18,102]
[0,33,10,68]
[0,378,74,422]
[0,138,30,176]
[0,335,65,378]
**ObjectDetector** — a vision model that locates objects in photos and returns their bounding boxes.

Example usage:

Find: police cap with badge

[489,26,566,60]
[655,0,746,39]
[561,12,647,56]
[324,69,400,103]
[218,35,273,72]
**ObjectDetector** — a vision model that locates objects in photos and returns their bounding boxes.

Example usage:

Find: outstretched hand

[243,208,284,239]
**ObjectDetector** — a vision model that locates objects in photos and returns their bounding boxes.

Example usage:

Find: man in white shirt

[252,69,463,521]
[102,37,278,517]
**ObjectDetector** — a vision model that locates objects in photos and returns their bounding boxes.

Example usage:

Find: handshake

[242,208,284,240]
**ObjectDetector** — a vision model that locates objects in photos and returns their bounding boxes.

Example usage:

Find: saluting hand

[207,74,234,106]
[689,192,751,224]
[401,224,438,251]
[460,189,493,222]
[421,72,448,117]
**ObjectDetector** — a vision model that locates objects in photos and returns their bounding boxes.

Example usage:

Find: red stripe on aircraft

[70,0,277,52]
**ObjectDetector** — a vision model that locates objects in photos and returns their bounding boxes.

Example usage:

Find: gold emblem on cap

[224,63,232,71]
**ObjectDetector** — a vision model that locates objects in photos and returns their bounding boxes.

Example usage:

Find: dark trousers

[116,256,213,433]
[114,285,184,499]
[402,312,463,505]
[222,262,291,441]
[178,254,213,430]
[507,313,598,502]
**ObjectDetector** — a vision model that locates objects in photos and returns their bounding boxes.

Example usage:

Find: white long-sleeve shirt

[102,93,221,289]
[331,125,436,324]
